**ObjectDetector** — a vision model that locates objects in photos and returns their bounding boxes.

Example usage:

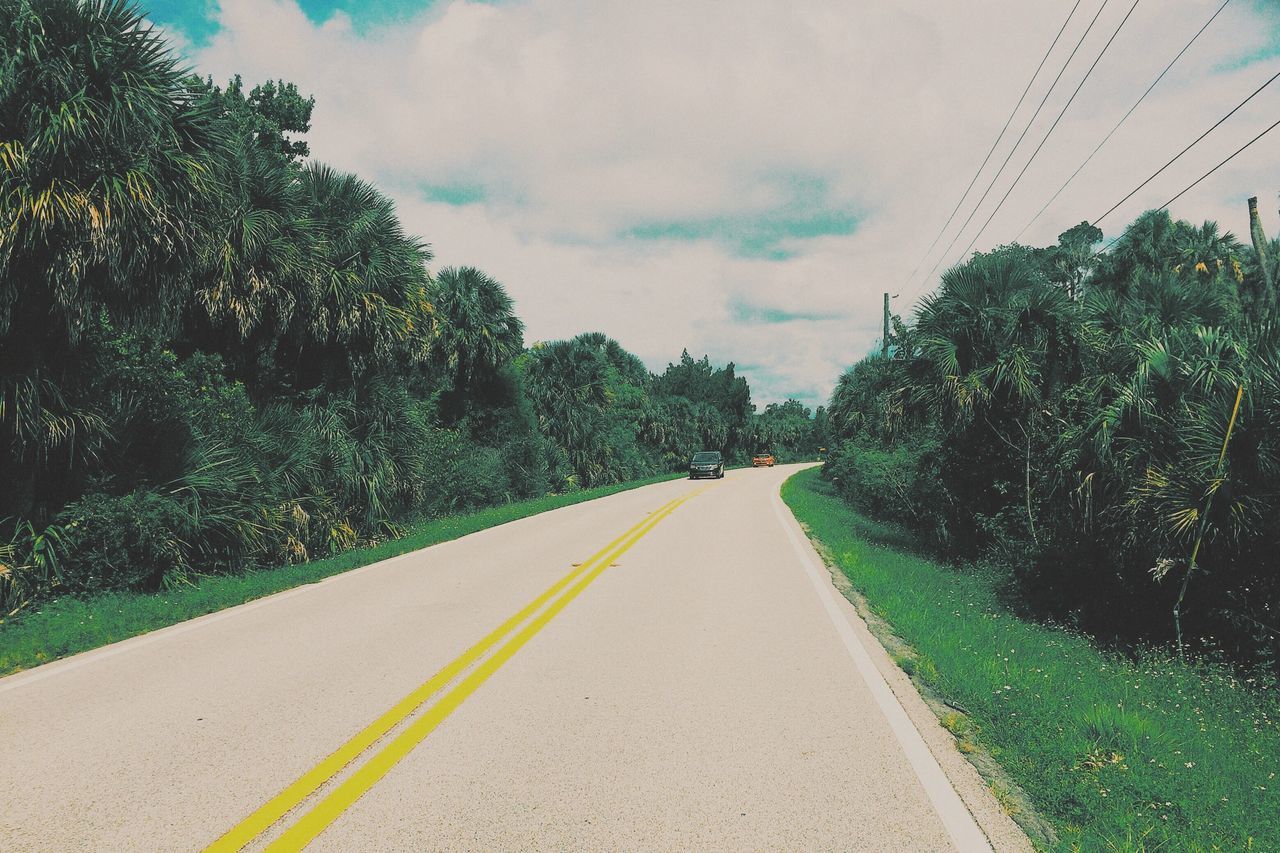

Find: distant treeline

[0,2,826,610]
[825,211,1280,670]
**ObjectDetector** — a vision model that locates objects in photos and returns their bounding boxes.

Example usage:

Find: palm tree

[0,0,226,343]
[522,339,615,484]
[285,164,434,390]
[1102,209,1180,288]
[1085,324,1273,652]
[571,332,649,386]
[0,0,226,515]
[1101,211,1243,295]
[912,250,1078,545]
[1240,235,1280,319]
[429,267,524,390]
[827,358,904,444]
[1171,220,1243,282]
[914,250,1074,418]
[189,119,316,354]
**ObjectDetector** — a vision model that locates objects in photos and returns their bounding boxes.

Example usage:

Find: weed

[990,781,1023,818]
[940,711,970,737]
[892,651,917,676]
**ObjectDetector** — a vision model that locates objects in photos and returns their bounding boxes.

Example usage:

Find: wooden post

[1248,197,1273,298]
[882,292,890,358]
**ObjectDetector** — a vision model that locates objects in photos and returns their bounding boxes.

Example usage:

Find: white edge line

[0,480,686,696]
[771,488,993,853]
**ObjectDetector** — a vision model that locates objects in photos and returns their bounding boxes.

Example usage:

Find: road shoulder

[775,471,1034,853]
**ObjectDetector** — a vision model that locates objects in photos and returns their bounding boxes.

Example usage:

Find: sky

[152,0,1280,408]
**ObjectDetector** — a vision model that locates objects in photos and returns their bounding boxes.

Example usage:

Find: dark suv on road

[688,451,724,479]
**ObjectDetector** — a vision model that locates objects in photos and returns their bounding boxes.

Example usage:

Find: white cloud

[184,0,1280,407]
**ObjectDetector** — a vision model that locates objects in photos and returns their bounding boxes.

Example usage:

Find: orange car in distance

[752,452,775,467]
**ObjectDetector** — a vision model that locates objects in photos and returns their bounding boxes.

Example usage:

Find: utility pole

[882,292,890,358]
[1249,197,1275,315]
[1248,197,1272,289]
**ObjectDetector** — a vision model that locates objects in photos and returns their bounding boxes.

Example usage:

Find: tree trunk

[1024,424,1039,546]
[1175,384,1245,657]
[1248,197,1273,311]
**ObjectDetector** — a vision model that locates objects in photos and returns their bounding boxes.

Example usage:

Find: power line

[1097,114,1280,255]
[903,0,1085,287]
[1015,0,1232,241]
[954,0,1143,262]
[1159,118,1280,209]
[1091,67,1280,226]
[913,0,1113,297]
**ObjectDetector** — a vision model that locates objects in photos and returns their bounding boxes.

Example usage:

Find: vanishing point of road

[0,464,1029,851]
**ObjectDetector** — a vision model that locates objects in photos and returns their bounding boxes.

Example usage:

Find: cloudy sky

[152,0,1280,408]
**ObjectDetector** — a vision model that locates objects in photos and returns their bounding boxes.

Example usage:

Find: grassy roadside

[782,468,1279,851]
[0,473,683,677]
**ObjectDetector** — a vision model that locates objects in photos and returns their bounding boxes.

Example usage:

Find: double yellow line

[207,487,703,852]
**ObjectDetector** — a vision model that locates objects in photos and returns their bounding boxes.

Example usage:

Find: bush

[58,490,190,592]
[827,444,914,519]
[499,433,553,499]
[446,444,511,510]
[825,438,949,544]
[0,519,67,611]
[409,429,507,516]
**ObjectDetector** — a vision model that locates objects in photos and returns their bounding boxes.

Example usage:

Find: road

[0,464,1027,851]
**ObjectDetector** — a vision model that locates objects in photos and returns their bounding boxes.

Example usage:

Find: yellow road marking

[264,489,702,851]
[205,491,690,852]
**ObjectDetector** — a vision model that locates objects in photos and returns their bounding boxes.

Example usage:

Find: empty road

[0,464,1026,851]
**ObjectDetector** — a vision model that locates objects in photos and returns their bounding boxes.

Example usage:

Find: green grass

[0,473,682,677]
[782,468,1279,852]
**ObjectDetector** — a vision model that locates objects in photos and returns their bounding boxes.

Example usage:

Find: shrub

[58,490,190,591]
[825,438,950,544]
[452,445,511,509]
[499,433,553,499]
[0,519,67,612]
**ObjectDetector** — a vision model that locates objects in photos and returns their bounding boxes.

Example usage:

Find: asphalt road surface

[0,464,1029,851]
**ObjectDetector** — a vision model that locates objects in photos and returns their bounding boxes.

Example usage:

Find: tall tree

[283,164,434,391]
[184,83,318,377]
[1043,221,1102,300]
[0,0,227,515]
[430,266,524,392]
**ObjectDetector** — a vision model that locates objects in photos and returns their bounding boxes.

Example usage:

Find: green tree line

[825,210,1280,670]
[0,1,822,614]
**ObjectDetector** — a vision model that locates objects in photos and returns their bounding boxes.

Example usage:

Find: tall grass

[783,468,1279,851]
[0,473,680,677]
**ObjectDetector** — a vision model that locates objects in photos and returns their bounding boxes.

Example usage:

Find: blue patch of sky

[1209,2,1280,73]
[1208,41,1280,74]
[621,173,860,260]
[728,298,843,325]
[420,182,488,206]
[143,0,452,46]
[144,0,220,43]
[295,0,434,27]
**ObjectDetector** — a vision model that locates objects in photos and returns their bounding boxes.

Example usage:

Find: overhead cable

[903,0,1085,287]
[1091,67,1280,226]
[954,0,1143,261]
[1097,114,1280,255]
[1015,0,1232,240]
[914,0,1114,294]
